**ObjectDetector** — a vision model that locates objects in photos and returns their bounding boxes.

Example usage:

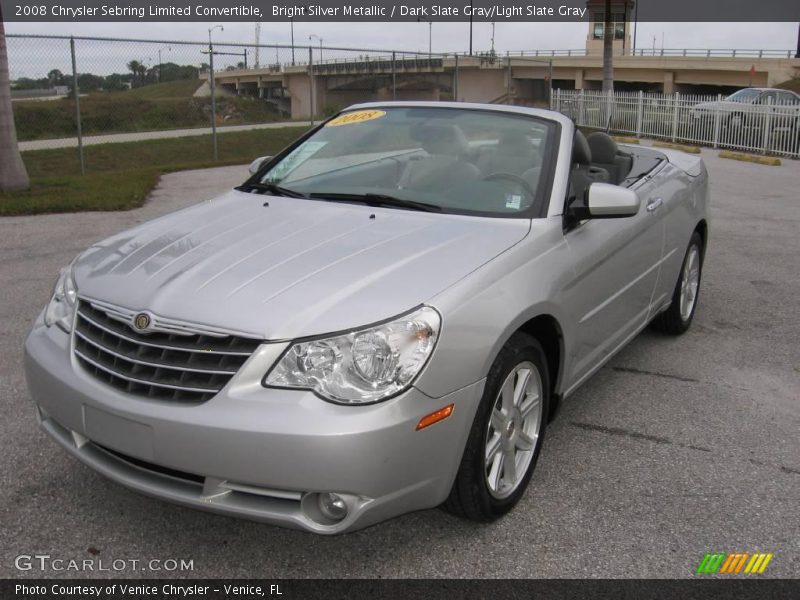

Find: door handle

[646,197,663,212]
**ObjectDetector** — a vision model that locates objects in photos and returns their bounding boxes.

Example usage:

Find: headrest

[572,130,592,165]
[497,131,537,159]
[411,124,470,156]
[587,132,619,163]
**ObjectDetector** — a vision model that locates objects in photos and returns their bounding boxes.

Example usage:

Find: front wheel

[443,332,549,521]
[652,231,703,335]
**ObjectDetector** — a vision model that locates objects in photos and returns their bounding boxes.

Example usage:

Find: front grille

[73,300,260,403]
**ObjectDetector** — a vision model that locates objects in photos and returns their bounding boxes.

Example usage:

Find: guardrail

[552,89,800,158]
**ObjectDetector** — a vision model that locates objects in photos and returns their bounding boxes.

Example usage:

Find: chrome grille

[73,300,261,403]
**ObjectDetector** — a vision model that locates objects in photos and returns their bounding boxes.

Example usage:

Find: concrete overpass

[211,50,800,119]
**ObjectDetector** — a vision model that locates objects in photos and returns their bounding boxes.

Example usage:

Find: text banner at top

[2,0,799,22]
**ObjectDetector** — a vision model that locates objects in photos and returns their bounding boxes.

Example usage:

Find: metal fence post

[712,93,722,148]
[308,47,314,126]
[453,53,458,102]
[636,90,643,137]
[506,51,511,101]
[209,42,218,161]
[548,60,553,108]
[671,92,680,142]
[392,51,397,100]
[69,37,85,175]
[760,97,773,154]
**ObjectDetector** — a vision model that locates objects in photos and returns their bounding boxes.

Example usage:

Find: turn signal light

[416,404,454,431]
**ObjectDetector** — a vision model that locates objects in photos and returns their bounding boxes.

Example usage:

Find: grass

[12,79,287,141]
[0,126,309,216]
[124,79,203,100]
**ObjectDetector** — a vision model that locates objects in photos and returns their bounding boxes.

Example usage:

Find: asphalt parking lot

[0,150,797,578]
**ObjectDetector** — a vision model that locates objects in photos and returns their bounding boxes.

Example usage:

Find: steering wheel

[482,172,536,201]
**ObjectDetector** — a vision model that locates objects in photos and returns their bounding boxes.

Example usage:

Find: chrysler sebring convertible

[25,102,709,533]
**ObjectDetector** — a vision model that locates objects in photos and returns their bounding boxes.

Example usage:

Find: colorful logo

[696,552,773,574]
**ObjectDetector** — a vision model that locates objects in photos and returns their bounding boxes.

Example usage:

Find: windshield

[726,89,762,103]
[252,106,558,217]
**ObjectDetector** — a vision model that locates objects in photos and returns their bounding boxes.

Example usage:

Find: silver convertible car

[25,102,709,534]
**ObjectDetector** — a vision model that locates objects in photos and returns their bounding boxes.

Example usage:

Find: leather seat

[478,131,541,176]
[477,130,542,192]
[399,124,481,192]
[569,130,609,202]
[587,132,633,185]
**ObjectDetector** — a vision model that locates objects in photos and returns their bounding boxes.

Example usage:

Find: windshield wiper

[237,182,307,199]
[308,192,442,213]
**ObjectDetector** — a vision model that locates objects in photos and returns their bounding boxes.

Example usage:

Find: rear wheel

[443,332,549,521]
[652,231,703,335]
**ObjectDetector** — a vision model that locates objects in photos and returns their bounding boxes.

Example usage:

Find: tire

[652,231,704,335]
[443,332,549,521]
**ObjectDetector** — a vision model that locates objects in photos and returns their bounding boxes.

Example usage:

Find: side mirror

[569,183,641,220]
[248,156,273,175]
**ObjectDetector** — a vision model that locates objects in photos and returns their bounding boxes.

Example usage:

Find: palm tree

[602,0,613,93]
[127,59,141,86]
[0,5,30,192]
[600,0,614,130]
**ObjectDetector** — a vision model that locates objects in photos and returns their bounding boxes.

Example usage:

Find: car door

[647,162,696,310]
[561,171,666,389]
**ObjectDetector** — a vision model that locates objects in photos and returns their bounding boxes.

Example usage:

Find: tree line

[11,61,207,92]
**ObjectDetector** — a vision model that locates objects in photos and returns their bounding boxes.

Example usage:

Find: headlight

[264,306,441,404]
[44,265,78,332]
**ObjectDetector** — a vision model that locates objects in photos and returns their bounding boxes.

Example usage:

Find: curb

[718,151,782,166]
[653,141,702,154]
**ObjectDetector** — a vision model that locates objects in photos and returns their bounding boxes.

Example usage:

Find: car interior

[263,117,667,217]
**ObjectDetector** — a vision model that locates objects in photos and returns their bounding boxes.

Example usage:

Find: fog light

[317,492,348,521]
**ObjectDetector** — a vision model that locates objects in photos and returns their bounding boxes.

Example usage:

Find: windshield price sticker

[326,110,386,127]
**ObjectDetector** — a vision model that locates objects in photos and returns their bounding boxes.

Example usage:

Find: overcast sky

[5,21,798,55]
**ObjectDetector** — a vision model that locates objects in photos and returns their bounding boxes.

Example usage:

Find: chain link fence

[552,89,800,158]
[5,33,555,173]
[7,34,296,143]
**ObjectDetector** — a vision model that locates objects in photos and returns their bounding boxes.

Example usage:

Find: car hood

[73,190,530,339]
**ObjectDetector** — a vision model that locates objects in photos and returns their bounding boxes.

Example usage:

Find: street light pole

[310,34,323,61]
[157,45,170,83]
[417,16,432,60]
[290,17,295,65]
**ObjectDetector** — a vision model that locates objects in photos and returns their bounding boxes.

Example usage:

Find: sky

[5,21,798,55]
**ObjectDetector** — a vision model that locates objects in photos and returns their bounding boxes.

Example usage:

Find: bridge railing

[552,88,800,158]
[509,48,797,59]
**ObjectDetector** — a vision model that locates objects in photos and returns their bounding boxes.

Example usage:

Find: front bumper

[24,314,484,534]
